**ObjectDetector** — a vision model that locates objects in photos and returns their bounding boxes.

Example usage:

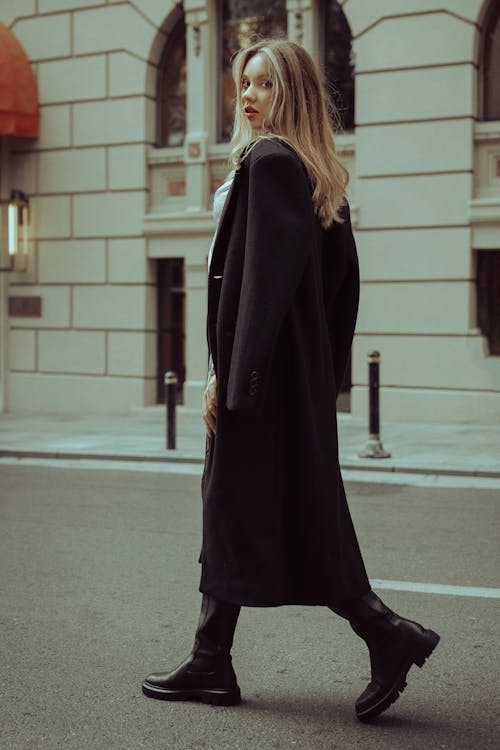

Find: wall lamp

[0,189,30,272]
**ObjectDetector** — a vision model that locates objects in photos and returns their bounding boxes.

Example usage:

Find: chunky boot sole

[356,629,440,723]
[142,680,242,706]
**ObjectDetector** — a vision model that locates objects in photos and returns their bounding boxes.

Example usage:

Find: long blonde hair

[229,38,349,229]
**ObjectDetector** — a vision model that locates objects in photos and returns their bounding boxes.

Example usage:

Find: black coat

[200,138,370,608]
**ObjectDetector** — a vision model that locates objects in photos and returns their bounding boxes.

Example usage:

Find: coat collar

[208,139,308,277]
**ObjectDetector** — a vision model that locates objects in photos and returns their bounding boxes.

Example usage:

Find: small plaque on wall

[168,179,186,196]
[8,296,42,317]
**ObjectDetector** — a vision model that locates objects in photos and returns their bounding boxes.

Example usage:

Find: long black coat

[200,138,370,608]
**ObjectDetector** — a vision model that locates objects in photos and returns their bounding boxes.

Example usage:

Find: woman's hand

[203,372,217,436]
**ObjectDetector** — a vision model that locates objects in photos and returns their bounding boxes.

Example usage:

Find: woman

[142,38,440,722]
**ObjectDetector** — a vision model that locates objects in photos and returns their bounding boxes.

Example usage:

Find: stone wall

[2,0,169,413]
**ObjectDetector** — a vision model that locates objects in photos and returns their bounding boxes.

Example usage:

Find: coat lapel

[209,166,242,277]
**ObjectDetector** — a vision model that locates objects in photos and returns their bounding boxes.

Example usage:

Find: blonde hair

[229,38,349,229]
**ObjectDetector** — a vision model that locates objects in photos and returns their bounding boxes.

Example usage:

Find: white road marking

[371,579,500,599]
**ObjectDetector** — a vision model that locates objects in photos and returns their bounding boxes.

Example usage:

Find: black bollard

[358,351,391,459]
[165,371,178,450]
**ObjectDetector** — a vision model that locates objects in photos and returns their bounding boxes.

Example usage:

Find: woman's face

[241,53,273,133]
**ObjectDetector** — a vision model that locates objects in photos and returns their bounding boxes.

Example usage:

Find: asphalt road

[0,463,499,750]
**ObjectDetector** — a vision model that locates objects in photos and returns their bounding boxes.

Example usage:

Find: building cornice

[468,197,500,223]
[144,211,214,238]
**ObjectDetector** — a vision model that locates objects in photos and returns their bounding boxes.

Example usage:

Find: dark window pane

[219,0,287,142]
[323,0,354,131]
[157,258,186,402]
[476,250,500,355]
[483,4,500,120]
[158,17,187,147]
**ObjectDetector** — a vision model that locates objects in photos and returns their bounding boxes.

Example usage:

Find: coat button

[248,370,259,396]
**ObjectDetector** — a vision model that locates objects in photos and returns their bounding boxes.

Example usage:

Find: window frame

[156,12,187,148]
[320,0,355,133]
[216,0,288,143]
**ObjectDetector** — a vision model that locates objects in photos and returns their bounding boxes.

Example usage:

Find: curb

[340,461,500,480]
[0,449,202,465]
[1,449,499,479]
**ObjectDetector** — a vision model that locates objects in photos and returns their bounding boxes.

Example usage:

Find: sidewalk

[0,407,499,478]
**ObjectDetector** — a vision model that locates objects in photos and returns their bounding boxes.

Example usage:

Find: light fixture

[0,189,30,272]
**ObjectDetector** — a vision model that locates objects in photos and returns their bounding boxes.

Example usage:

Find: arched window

[322,0,354,132]
[219,0,287,142]
[157,16,187,147]
[481,1,500,120]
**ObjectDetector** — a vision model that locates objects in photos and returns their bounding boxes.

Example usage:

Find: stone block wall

[1,0,174,413]
[348,0,500,423]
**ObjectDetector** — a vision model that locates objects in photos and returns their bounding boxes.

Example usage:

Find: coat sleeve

[322,201,360,397]
[226,150,314,413]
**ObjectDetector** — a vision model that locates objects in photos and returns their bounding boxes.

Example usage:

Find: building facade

[0,0,499,422]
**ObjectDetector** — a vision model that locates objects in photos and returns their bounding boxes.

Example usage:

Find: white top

[207,174,234,271]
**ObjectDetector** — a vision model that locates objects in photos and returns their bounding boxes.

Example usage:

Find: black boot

[142,594,241,706]
[331,591,440,722]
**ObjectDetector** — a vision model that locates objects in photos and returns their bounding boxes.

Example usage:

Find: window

[476,250,500,355]
[157,16,187,147]
[218,0,287,142]
[322,0,354,132]
[480,1,500,120]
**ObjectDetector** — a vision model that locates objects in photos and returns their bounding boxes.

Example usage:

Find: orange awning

[0,22,39,138]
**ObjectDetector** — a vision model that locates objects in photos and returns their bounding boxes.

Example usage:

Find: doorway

[476,249,500,355]
[157,258,185,403]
